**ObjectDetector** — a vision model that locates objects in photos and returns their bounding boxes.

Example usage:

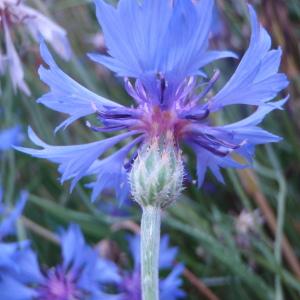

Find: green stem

[141,206,161,300]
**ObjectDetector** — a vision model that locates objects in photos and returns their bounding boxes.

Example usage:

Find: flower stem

[141,206,161,300]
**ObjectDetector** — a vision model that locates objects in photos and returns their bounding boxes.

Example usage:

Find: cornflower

[17,1,288,201]
[0,0,71,95]
[0,224,122,300]
[16,1,288,299]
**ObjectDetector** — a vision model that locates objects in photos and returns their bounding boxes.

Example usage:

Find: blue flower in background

[97,234,185,300]
[0,126,23,152]
[17,1,288,202]
[0,223,184,300]
[0,224,121,300]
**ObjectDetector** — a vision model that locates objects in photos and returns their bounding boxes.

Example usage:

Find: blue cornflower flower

[17,1,288,201]
[0,224,121,300]
[0,125,23,152]
[97,234,185,300]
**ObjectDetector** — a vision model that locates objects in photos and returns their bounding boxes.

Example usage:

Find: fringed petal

[211,5,288,111]
[38,41,121,132]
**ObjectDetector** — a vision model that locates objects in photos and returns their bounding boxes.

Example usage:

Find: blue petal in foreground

[86,136,143,202]
[220,98,288,144]
[92,0,236,81]
[38,41,121,132]
[211,5,289,111]
[15,128,139,191]
[193,98,287,187]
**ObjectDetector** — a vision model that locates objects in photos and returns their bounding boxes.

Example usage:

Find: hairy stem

[141,206,161,300]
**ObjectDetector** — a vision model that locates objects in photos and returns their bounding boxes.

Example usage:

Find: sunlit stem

[141,206,161,300]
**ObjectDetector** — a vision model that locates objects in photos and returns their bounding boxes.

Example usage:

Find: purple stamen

[180,107,210,121]
[201,133,241,149]
[157,72,167,105]
[124,149,139,171]
[191,70,220,107]
[192,138,230,157]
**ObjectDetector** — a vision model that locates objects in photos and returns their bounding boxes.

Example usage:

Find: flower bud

[130,135,184,209]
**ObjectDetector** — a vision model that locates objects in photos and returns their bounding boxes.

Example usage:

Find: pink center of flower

[137,105,188,142]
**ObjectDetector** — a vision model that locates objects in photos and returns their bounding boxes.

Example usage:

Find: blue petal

[93,0,171,77]
[196,50,238,68]
[191,99,286,186]
[223,98,288,128]
[194,145,245,187]
[61,224,86,270]
[159,235,178,269]
[127,234,141,270]
[16,128,139,192]
[86,136,143,202]
[59,224,120,295]
[0,242,22,271]
[220,98,288,145]
[211,5,288,111]
[94,258,122,285]
[90,291,123,300]
[93,0,235,82]
[13,246,44,284]
[160,264,185,300]
[37,41,121,132]
[0,275,37,300]
[0,241,41,284]
[0,191,28,239]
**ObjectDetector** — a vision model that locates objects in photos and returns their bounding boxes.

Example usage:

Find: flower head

[130,137,184,208]
[0,0,71,95]
[0,224,119,300]
[17,1,288,202]
[96,234,185,300]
